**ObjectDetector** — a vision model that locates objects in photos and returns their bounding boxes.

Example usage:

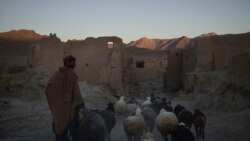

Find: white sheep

[114,96,126,114]
[123,107,146,141]
[141,97,152,108]
[143,132,154,141]
[156,109,178,141]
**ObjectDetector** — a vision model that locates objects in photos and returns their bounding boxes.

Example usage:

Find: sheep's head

[120,96,125,101]
[159,108,167,114]
[147,96,151,101]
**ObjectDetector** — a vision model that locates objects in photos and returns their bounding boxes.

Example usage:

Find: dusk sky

[1,0,250,43]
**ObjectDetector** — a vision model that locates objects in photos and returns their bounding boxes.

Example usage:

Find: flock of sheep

[77,94,207,141]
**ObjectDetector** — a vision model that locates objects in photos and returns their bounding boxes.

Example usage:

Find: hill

[127,36,191,50]
[0,29,45,41]
[126,33,218,50]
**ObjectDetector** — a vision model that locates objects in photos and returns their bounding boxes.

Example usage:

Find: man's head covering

[63,55,76,64]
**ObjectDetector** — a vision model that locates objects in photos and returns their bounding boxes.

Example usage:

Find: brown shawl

[46,67,83,135]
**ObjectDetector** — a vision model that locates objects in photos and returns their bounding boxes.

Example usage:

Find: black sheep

[161,98,173,112]
[172,123,195,141]
[193,109,206,141]
[150,93,156,103]
[178,109,193,130]
[174,105,185,116]
[150,97,163,115]
[98,103,117,141]
[79,109,109,141]
[105,102,115,113]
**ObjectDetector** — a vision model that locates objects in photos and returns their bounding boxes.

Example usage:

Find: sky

[1,0,250,43]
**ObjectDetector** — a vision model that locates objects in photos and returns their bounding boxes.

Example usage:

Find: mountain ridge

[1,29,249,51]
[0,29,45,41]
[127,37,188,50]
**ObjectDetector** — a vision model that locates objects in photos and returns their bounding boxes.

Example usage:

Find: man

[46,55,84,141]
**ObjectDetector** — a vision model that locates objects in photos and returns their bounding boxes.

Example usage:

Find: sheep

[105,102,115,113]
[96,103,116,141]
[150,98,172,115]
[167,101,172,106]
[114,96,126,114]
[193,109,206,141]
[126,97,138,115]
[172,122,195,141]
[143,132,154,141]
[161,98,173,112]
[155,96,162,103]
[141,105,157,132]
[127,97,137,104]
[156,109,178,141]
[79,108,109,141]
[126,103,137,115]
[178,109,193,130]
[150,93,156,103]
[174,105,185,116]
[123,107,146,141]
[141,97,152,108]
[150,99,162,115]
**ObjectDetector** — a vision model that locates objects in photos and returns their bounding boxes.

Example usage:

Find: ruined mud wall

[66,37,124,86]
[66,37,109,83]
[193,33,250,72]
[0,40,34,74]
[32,36,125,95]
[183,33,250,92]
[227,51,250,91]
[166,33,250,92]
[166,48,183,90]
[126,54,167,82]
[29,36,64,73]
[109,43,125,95]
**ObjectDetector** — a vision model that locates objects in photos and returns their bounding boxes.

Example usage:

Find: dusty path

[0,95,166,141]
[1,81,250,141]
[0,97,54,141]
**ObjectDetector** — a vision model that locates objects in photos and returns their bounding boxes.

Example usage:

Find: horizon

[1,0,250,43]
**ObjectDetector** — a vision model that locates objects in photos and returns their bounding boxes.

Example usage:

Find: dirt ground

[0,81,250,141]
